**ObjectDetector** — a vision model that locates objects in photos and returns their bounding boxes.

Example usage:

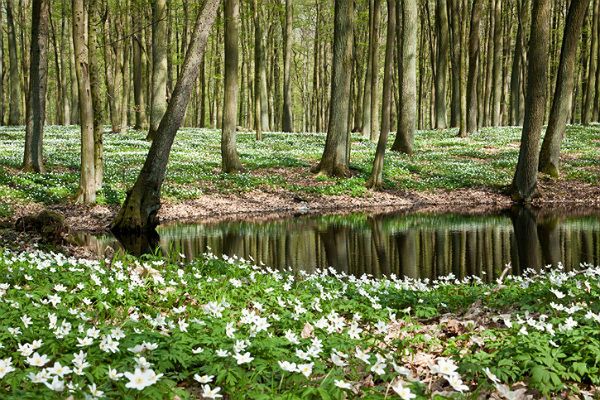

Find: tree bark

[466,0,482,135]
[221,0,243,173]
[539,0,590,177]
[88,0,103,190]
[510,0,526,126]
[6,0,21,125]
[434,0,449,129]
[361,0,373,138]
[369,0,381,141]
[282,0,293,132]
[491,0,503,126]
[132,2,148,130]
[391,0,417,153]
[583,0,599,124]
[367,0,395,189]
[313,0,353,177]
[23,0,50,172]
[512,0,551,203]
[73,0,96,204]
[148,0,168,138]
[111,0,221,233]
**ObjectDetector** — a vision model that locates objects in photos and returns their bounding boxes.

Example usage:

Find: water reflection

[74,207,600,281]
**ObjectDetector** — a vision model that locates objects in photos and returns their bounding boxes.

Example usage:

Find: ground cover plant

[0,125,598,219]
[0,247,599,399]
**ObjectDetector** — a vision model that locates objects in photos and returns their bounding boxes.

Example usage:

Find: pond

[74,207,600,282]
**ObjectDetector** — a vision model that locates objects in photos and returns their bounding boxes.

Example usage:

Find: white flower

[550,288,566,299]
[391,380,416,399]
[124,368,163,390]
[88,383,104,398]
[559,316,578,332]
[216,349,230,357]
[278,361,298,372]
[334,379,352,390]
[446,374,469,392]
[355,347,371,364]
[284,330,300,345]
[108,367,123,381]
[21,315,32,328]
[483,367,500,384]
[298,363,313,378]
[201,384,223,399]
[0,358,15,379]
[44,376,65,392]
[192,346,204,354]
[26,352,51,367]
[234,352,254,365]
[431,358,458,376]
[193,374,214,384]
[47,362,72,377]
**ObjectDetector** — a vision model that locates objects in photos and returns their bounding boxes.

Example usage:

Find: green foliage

[0,125,597,211]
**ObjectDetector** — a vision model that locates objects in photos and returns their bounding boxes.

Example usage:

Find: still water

[76,207,600,281]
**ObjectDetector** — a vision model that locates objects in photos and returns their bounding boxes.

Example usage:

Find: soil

[3,176,599,233]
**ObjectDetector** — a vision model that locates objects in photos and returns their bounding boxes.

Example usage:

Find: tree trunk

[313,0,353,177]
[132,4,148,130]
[539,0,590,177]
[88,0,103,191]
[466,0,482,134]
[434,0,449,129]
[6,0,21,125]
[23,0,50,172]
[361,0,373,138]
[491,0,503,126]
[510,1,526,126]
[583,0,599,124]
[367,0,395,189]
[221,0,243,173]
[512,0,551,203]
[148,0,168,138]
[111,0,221,233]
[282,0,293,132]
[369,0,381,141]
[391,0,417,153]
[73,0,96,204]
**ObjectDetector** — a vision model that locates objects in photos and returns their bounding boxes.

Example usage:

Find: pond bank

[4,175,600,234]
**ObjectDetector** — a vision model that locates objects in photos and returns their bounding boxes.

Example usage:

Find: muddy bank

[3,177,600,233]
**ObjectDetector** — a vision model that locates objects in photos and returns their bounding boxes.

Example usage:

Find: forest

[0,0,599,398]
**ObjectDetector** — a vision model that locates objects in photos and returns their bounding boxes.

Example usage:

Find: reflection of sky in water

[76,209,600,282]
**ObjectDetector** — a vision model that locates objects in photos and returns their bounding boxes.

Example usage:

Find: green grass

[0,125,598,213]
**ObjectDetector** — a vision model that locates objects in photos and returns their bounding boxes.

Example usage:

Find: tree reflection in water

[78,208,600,282]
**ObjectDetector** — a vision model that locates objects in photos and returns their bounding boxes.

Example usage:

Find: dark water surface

[75,208,600,281]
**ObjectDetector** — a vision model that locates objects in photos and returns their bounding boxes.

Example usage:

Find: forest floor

[0,124,598,231]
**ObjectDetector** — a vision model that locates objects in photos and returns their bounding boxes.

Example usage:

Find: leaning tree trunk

[23,0,50,172]
[312,0,354,177]
[538,0,590,177]
[434,0,449,129]
[111,0,221,233]
[366,0,395,189]
[148,0,168,139]
[6,0,21,126]
[466,0,482,135]
[512,0,551,203]
[73,0,96,204]
[221,0,243,173]
[282,0,293,132]
[391,0,417,153]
